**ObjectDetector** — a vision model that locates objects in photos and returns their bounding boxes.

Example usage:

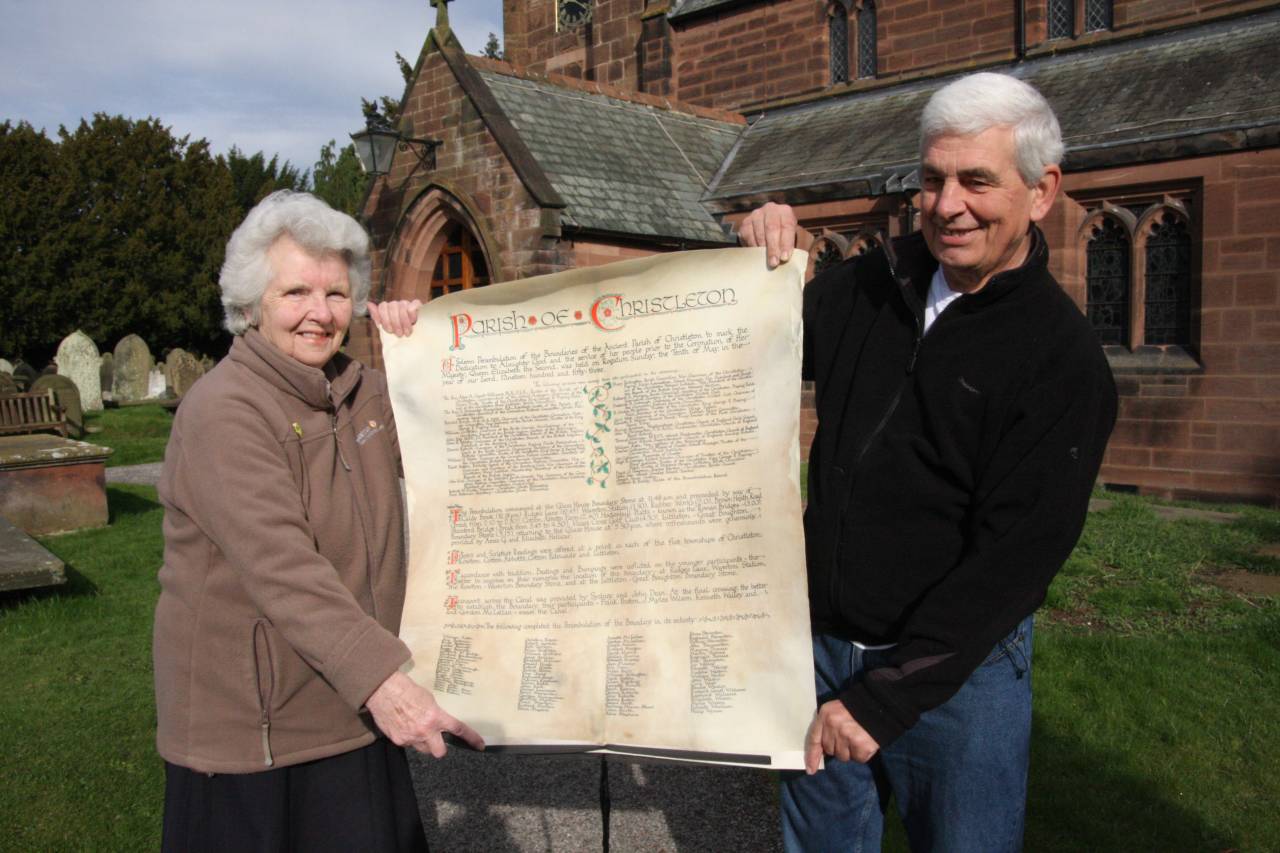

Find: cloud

[1,0,505,172]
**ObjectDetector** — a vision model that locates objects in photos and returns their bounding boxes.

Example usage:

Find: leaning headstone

[99,352,114,401]
[112,335,153,402]
[0,373,16,395]
[147,367,167,399]
[164,348,204,398]
[0,359,12,375]
[55,330,103,412]
[32,374,84,438]
[11,361,37,391]
[40,362,57,376]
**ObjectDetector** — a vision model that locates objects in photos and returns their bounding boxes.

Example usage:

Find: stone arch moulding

[1075,201,1136,243]
[377,183,505,304]
[808,232,848,280]
[846,228,884,257]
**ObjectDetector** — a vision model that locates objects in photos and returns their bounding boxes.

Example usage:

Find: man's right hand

[804,698,880,773]
[737,202,808,269]
[366,670,485,758]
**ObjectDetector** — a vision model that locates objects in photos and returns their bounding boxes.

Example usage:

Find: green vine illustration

[583,382,613,488]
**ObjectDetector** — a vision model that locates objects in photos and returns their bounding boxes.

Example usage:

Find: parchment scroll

[382,247,813,768]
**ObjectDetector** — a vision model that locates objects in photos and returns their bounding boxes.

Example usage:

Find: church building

[348,0,1280,506]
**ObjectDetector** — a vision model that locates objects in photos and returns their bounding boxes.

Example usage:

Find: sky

[0,0,505,175]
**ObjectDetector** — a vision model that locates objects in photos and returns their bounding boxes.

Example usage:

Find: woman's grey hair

[219,190,372,335]
[919,72,1064,187]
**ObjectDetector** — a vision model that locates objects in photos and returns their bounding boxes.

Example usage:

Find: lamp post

[350,119,442,176]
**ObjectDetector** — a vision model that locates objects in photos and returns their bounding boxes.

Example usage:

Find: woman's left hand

[368,300,422,338]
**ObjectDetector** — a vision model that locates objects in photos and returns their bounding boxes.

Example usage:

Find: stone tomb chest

[0,435,112,536]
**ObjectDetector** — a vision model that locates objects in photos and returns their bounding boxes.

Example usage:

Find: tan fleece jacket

[153,329,411,773]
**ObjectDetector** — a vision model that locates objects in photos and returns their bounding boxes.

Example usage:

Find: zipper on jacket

[828,246,925,611]
[329,398,382,619]
[331,411,352,472]
[252,622,276,767]
[848,247,924,473]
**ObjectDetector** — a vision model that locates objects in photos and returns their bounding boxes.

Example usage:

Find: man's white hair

[219,190,372,335]
[919,72,1064,186]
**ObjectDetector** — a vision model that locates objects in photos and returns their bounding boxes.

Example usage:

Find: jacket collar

[886,224,1050,311]
[231,328,361,411]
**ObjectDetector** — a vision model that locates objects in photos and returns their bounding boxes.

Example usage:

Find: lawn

[83,404,173,467]
[1,485,164,850]
[1,484,1276,850]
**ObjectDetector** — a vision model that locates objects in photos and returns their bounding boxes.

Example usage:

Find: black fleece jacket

[802,226,1116,748]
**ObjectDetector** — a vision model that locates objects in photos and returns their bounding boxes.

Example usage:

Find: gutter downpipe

[1013,0,1024,60]
[1015,0,1026,60]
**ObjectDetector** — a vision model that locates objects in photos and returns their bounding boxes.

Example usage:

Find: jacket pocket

[251,619,275,767]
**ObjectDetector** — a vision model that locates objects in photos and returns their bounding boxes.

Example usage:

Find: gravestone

[40,362,57,376]
[0,358,12,375]
[11,361,37,391]
[55,330,103,411]
[147,368,167,399]
[32,374,84,438]
[99,352,114,400]
[199,355,216,374]
[164,348,204,397]
[112,335,153,402]
[0,373,16,395]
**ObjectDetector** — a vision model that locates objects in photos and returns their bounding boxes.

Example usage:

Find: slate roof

[707,9,1280,205]
[477,70,742,244]
[667,0,760,21]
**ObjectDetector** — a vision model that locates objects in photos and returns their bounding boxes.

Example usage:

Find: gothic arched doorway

[380,186,499,305]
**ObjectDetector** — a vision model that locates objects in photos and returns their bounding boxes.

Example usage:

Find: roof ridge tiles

[467,54,746,126]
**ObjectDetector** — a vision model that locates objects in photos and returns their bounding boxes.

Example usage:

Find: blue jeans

[781,616,1034,853]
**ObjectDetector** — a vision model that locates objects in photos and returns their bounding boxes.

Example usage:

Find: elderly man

[740,73,1116,851]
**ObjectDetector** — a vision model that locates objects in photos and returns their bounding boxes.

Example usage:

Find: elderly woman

[153,190,481,851]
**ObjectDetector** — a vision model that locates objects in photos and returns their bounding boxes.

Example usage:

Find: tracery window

[814,240,845,276]
[803,226,887,281]
[856,1,877,79]
[1143,213,1192,346]
[1077,192,1196,351]
[829,5,849,85]
[1086,217,1130,346]
[1048,0,1074,40]
[1084,0,1113,33]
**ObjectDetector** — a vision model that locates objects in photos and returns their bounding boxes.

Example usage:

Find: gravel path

[410,750,783,852]
[104,462,163,485]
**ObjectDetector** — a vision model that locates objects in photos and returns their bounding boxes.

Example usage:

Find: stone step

[0,513,66,592]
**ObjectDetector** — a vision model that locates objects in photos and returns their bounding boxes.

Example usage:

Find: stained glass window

[857,1,877,79]
[1086,217,1130,345]
[830,7,849,84]
[1048,0,1073,39]
[1144,213,1191,345]
[1085,0,1112,33]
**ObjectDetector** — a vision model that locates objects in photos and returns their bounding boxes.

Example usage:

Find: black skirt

[161,739,428,853]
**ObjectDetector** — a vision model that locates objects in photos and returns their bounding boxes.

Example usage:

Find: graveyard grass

[1,482,1277,849]
[86,404,174,467]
